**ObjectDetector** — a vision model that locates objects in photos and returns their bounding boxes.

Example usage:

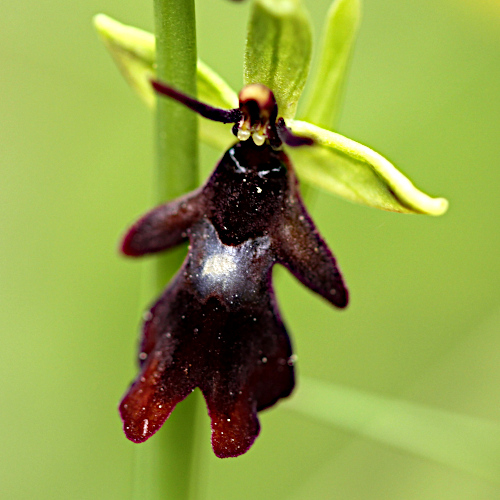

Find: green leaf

[244,0,313,120]
[93,14,237,151]
[196,60,239,151]
[287,120,448,215]
[93,14,156,107]
[196,60,239,110]
[303,0,361,129]
[284,377,500,483]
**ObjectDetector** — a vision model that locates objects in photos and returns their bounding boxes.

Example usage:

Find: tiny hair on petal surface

[119,81,348,458]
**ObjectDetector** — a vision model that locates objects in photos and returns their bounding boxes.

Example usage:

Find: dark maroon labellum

[119,82,348,458]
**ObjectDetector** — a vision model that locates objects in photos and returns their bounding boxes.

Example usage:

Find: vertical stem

[132,1,199,500]
[155,0,199,497]
[154,0,198,288]
[154,0,198,200]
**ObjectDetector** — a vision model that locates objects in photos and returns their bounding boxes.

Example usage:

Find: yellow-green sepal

[244,0,312,120]
[287,120,449,215]
[196,60,239,150]
[93,14,157,107]
[93,14,237,151]
[303,0,361,129]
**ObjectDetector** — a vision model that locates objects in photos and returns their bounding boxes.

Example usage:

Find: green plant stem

[154,0,198,204]
[132,1,199,500]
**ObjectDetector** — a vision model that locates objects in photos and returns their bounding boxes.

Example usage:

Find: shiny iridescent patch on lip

[119,81,348,458]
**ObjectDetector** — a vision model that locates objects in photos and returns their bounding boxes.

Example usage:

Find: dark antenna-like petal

[151,80,241,124]
[276,118,314,147]
[121,189,205,257]
[274,191,348,309]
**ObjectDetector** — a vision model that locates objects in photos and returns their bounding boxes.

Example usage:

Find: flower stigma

[237,84,278,146]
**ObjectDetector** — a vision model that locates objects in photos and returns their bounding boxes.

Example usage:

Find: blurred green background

[1,0,499,498]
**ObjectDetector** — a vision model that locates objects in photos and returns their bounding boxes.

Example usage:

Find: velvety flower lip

[119,129,348,457]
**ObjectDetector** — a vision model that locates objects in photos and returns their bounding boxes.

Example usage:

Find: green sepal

[287,120,449,215]
[93,14,237,150]
[93,14,448,215]
[93,14,157,107]
[196,60,239,110]
[244,0,312,120]
[303,0,361,129]
[196,60,239,151]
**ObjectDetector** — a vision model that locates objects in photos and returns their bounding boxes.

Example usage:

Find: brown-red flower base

[120,138,348,458]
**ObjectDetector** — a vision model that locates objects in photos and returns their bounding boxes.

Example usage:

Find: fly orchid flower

[94,0,448,459]
[119,80,348,457]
